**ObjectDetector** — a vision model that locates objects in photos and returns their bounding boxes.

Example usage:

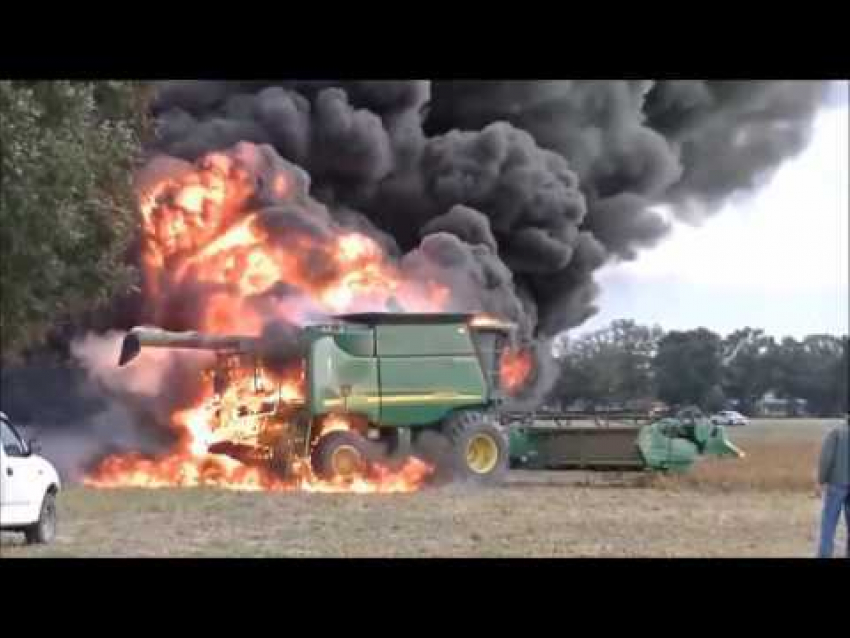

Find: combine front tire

[443,411,509,485]
[311,431,375,481]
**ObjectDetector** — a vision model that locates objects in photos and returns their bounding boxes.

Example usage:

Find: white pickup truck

[0,411,61,544]
[710,410,750,427]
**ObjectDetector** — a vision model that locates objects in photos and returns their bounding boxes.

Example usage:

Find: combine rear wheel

[442,411,509,485]
[311,431,376,481]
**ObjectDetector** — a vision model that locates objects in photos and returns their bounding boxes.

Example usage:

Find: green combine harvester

[118,312,743,484]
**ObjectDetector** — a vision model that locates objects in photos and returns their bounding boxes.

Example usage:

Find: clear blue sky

[579,81,849,340]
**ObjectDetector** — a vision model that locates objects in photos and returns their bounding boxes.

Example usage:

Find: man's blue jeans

[818,484,849,558]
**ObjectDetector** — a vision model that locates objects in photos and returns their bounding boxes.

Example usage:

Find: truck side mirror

[27,439,41,455]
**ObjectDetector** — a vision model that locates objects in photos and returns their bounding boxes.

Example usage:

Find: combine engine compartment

[201,352,310,473]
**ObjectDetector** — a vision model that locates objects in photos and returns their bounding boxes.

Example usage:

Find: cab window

[1,419,26,457]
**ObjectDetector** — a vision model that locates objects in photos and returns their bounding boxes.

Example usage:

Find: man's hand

[815,483,825,498]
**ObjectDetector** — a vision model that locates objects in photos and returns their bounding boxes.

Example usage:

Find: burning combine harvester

[113,313,519,485]
[78,122,758,492]
[50,79,828,493]
[97,313,744,491]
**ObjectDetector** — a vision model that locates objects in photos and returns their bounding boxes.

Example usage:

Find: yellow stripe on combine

[323,393,483,407]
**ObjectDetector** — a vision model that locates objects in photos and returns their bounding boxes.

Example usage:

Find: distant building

[755,391,808,417]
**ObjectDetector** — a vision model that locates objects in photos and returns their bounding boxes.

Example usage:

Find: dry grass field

[1,418,846,558]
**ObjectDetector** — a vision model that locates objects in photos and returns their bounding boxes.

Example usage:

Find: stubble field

[1,418,845,558]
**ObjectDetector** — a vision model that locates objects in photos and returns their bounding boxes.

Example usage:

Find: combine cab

[118,313,743,484]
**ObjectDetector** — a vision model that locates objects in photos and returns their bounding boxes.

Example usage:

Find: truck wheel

[25,490,57,545]
[311,431,375,481]
[443,411,509,485]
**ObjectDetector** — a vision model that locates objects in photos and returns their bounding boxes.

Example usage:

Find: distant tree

[795,335,847,415]
[654,328,723,409]
[0,81,150,360]
[552,320,847,416]
[611,320,663,402]
[763,336,805,400]
[829,337,849,414]
[721,328,775,413]
[550,320,663,408]
[702,384,727,413]
[723,332,846,416]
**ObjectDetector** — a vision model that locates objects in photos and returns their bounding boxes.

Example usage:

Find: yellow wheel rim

[466,433,499,474]
[330,444,363,478]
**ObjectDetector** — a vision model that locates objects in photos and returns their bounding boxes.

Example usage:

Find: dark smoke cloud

[142,79,828,401]
[0,334,210,480]
[427,80,827,230]
[401,232,529,334]
[644,81,828,214]
[151,81,827,340]
[420,205,498,253]
[4,81,827,449]
[259,321,308,374]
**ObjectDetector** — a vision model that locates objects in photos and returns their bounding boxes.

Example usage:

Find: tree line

[548,320,848,417]
[1,81,149,363]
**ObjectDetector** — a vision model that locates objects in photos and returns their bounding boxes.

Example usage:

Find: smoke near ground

[1,80,830,474]
[0,333,185,481]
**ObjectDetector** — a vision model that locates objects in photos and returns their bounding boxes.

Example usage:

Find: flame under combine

[84,144,533,493]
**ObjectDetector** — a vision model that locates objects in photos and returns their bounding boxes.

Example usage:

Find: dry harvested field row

[2,418,846,558]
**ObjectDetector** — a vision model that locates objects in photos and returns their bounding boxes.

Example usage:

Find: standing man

[817,415,849,558]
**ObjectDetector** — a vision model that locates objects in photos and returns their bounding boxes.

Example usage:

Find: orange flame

[318,414,353,436]
[85,147,445,493]
[471,314,515,331]
[84,364,433,493]
[137,149,449,333]
[84,451,433,494]
[500,348,534,394]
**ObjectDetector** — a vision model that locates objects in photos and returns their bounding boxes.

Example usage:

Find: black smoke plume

[148,80,827,400]
[1,81,830,474]
[151,81,825,332]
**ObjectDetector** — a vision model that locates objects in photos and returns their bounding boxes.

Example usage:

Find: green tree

[724,333,846,416]
[721,328,775,413]
[795,335,846,415]
[0,81,149,359]
[829,336,848,415]
[550,320,663,408]
[763,336,805,399]
[654,328,723,409]
[702,384,727,413]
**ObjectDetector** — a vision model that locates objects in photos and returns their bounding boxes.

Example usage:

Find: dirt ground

[1,418,846,558]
